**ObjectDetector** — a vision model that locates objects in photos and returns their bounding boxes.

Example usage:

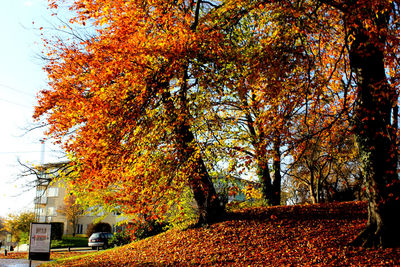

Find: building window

[37,190,45,197]
[47,187,59,197]
[47,207,57,216]
[37,208,45,216]
[76,224,83,234]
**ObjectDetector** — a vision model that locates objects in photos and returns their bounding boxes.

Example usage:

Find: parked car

[88,232,113,249]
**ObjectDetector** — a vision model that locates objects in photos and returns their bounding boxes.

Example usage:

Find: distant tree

[289,128,360,204]
[57,193,84,237]
[2,211,35,243]
[0,217,7,243]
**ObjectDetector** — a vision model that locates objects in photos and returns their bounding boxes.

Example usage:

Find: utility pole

[34,139,47,223]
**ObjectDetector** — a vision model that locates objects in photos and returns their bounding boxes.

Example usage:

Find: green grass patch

[51,236,88,248]
[42,248,112,266]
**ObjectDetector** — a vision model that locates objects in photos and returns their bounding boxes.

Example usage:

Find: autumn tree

[0,217,6,243]
[57,194,84,236]
[2,211,35,243]
[289,128,360,204]
[35,0,227,226]
[192,3,311,206]
[35,0,400,247]
[218,0,399,247]
[200,0,353,207]
[311,0,400,248]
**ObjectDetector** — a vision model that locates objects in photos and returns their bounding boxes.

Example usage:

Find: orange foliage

[35,0,400,246]
[35,0,226,222]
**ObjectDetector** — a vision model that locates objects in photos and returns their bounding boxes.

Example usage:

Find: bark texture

[257,136,282,206]
[347,2,400,247]
[160,77,224,226]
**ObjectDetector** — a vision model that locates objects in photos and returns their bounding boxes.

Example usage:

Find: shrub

[86,222,112,237]
[134,220,169,240]
[51,222,64,240]
[109,230,132,247]
[19,231,30,244]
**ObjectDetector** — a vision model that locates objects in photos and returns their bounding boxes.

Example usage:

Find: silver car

[88,232,113,249]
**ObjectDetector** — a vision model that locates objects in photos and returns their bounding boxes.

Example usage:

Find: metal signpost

[28,223,52,261]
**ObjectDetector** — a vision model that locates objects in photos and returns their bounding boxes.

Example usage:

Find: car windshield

[91,233,101,238]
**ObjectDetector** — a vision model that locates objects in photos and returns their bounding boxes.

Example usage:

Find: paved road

[0,247,93,266]
[0,259,47,267]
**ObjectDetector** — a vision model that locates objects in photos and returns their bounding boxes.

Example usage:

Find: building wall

[35,178,124,236]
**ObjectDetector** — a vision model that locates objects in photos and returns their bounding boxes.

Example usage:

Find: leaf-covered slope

[49,202,399,266]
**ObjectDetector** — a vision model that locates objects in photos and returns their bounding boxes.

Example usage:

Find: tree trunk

[178,123,225,226]
[271,135,282,205]
[72,217,78,237]
[257,150,273,204]
[256,139,281,206]
[309,184,317,204]
[254,129,282,205]
[348,5,400,247]
[160,78,223,226]
[308,164,318,204]
[317,168,324,203]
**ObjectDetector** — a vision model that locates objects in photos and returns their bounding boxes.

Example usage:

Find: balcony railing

[34,196,47,204]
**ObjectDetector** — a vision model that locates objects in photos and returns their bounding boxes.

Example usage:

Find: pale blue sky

[0,0,63,217]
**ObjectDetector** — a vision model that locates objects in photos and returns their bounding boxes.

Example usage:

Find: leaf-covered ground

[44,202,399,266]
